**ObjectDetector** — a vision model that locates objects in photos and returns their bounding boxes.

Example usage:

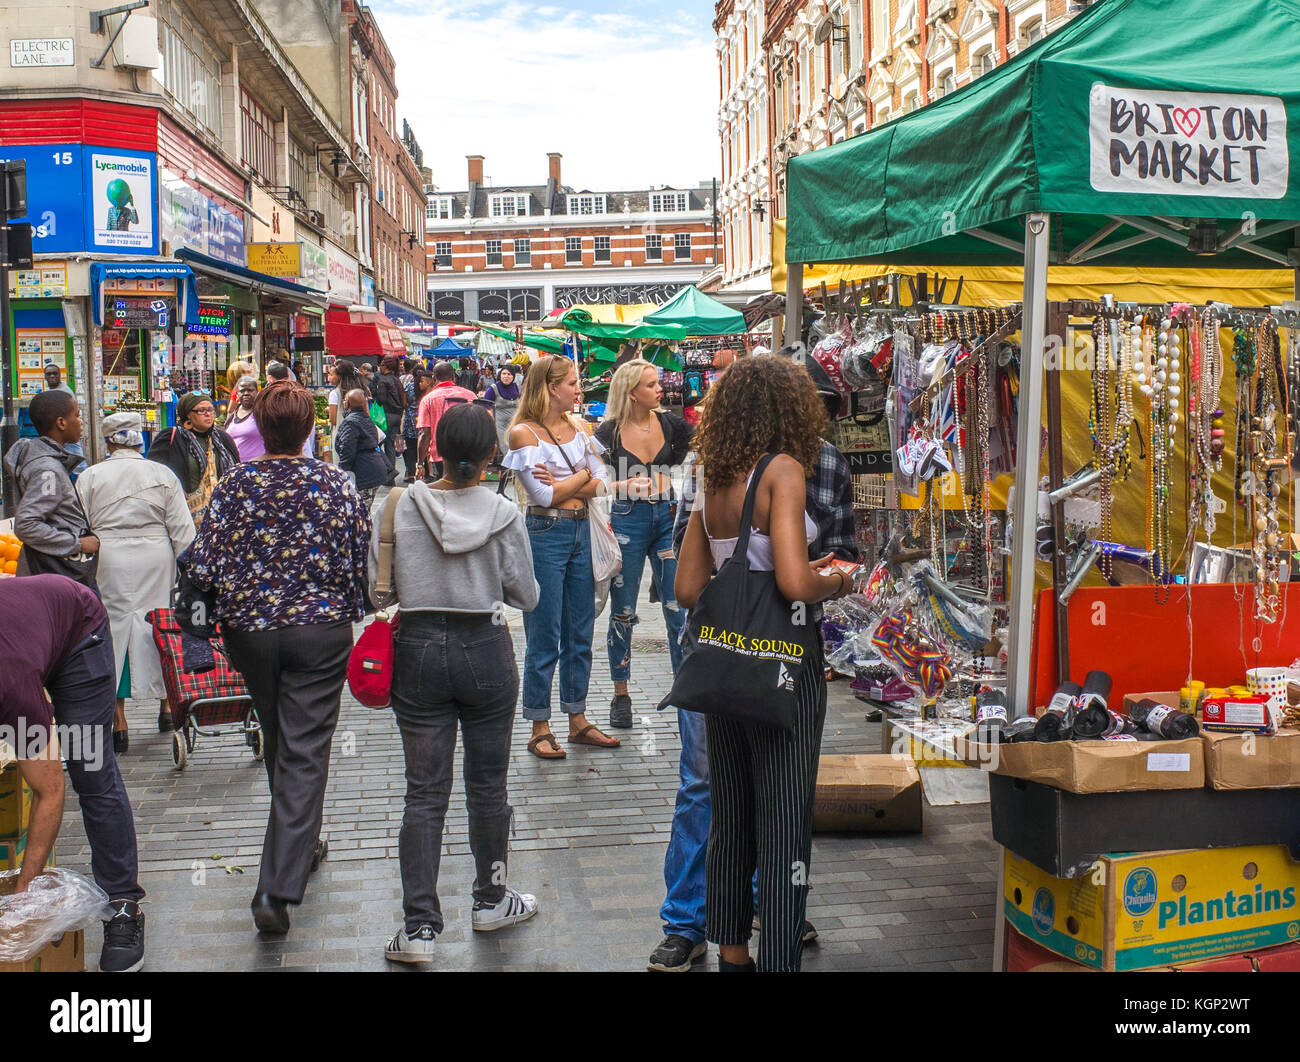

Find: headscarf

[103,411,145,451]
[492,366,521,401]
[177,391,213,427]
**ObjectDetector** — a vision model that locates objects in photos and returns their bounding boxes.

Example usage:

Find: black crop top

[594,411,694,497]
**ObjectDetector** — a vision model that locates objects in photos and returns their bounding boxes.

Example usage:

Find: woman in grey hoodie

[371,403,541,964]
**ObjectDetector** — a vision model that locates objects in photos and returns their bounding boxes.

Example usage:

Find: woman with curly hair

[674,354,852,973]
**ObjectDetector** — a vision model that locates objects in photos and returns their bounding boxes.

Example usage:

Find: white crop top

[502,425,610,508]
[702,470,818,572]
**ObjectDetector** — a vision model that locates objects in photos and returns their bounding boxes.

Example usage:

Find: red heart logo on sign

[1171,107,1202,138]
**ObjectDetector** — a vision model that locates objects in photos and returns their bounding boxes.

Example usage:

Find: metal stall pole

[783,262,804,353]
[1005,213,1051,719]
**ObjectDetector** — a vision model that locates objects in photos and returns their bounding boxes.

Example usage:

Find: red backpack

[347,488,404,708]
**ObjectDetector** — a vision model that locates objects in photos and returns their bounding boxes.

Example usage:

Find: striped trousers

[704,641,826,972]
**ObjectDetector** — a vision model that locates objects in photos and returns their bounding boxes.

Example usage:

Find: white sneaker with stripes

[385,923,436,962]
[471,887,538,932]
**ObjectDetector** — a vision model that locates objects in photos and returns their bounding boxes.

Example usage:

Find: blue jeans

[607,500,685,683]
[521,512,595,721]
[660,707,710,942]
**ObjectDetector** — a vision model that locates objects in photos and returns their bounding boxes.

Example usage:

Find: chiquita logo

[1031,887,1054,936]
[1123,867,1158,917]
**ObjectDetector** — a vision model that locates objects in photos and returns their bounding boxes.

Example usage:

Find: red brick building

[425,153,720,325]
[345,2,428,323]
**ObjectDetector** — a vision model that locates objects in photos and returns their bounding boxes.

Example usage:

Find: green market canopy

[559,307,688,343]
[786,0,1300,270]
[473,323,568,356]
[639,285,746,335]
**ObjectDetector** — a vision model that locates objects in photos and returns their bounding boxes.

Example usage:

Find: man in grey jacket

[4,390,100,580]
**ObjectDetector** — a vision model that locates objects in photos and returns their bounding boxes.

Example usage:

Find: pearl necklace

[1140,314,1180,601]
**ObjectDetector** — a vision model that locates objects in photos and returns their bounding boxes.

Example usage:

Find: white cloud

[370,0,719,192]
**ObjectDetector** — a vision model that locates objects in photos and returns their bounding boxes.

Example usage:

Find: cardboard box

[1004,921,1094,971]
[0,929,83,973]
[0,764,32,838]
[990,773,1300,879]
[881,715,977,769]
[1203,729,1300,790]
[1250,939,1300,972]
[974,736,1204,794]
[1003,844,1300,971]
[812,754,922,832]
[1121,690,1184,717]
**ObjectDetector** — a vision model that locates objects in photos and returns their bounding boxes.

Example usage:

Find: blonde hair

[510,355,579,431]
[226,360,257,393]
[602,358,657,427]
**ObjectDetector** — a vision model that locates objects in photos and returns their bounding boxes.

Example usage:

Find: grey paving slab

[57,575,1001,972]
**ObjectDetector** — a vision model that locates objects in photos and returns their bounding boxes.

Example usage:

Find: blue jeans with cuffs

[607,499,685,684]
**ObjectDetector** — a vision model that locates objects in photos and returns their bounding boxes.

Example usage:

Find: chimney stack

[547,152,562,186]
[467,155,484,186]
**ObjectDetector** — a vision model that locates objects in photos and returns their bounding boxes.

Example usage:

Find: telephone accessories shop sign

[11,39,74,67]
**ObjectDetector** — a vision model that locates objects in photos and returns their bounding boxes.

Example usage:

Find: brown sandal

[528,733,566,759]
[569,724,621,748]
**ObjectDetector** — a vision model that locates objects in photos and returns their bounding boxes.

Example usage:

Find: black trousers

[401,437,418,480]
[225,619,353,904]
[47,620,143,903]
[704,641,826,972]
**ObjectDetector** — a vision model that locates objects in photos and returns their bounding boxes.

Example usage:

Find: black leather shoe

[251,893,291,934]
[311,838,328,873]
[157,709,174,733]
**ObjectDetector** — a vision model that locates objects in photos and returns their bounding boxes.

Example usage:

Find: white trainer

[385,923,437,962]
[471,887,538,932]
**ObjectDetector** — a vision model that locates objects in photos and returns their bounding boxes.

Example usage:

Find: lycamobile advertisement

[91,151,155,250]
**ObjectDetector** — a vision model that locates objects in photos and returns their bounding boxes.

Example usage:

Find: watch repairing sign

[1089,84,1288,199]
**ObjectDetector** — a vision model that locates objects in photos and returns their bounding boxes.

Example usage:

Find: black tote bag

[657,454,814,732]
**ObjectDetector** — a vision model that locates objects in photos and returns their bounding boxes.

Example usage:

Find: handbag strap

[725,453,778,571]
[373,486,406,599]
[540,421,582,476]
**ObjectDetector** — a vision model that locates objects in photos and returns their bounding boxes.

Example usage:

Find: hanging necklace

[1250,316,1286,626]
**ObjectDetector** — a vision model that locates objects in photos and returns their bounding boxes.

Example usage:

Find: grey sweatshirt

[4,435,86,561]
[369,483,539,614]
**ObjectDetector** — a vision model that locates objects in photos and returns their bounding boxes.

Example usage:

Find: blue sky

[369,0,719,192]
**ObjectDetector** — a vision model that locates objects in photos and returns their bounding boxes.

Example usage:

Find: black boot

[251,893,291,934]
[718,956,756,972]
[113,730,129,755]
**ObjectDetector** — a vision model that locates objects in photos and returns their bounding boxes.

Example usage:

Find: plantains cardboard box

[1202,729,1300,790]
[812,754,922,832]
[975,736,1204,794]
[0,764,32,839]
[0,929,83,973]
[1003,844,1300,971]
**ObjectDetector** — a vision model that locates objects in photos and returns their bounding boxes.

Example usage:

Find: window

[490,194,529,218]
[353,75,368,149]
[565,237,582,264]
[871,0,890,58]
[974,48,996,76]
[288,140,309,204]
[434,241,452,268]
[513,238,531,267]
[157,2,223,139]
[645,234,662,261]
[650,191,689,213]
[935,71,956,98]
[426,196,453,220]
[1021,17,1043,45]
[904,92,921,113]
[485,239,503,266]
[567,194,606,215]
[240,87,277,185]
[673,233,691,261]
[594,235,611,263]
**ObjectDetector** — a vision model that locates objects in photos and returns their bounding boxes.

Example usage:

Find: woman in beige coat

[77,411,195,753]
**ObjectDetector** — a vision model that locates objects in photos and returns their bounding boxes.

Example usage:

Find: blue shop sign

[0,142,86,254]
[207,199,244,265]
[361,272,376,307]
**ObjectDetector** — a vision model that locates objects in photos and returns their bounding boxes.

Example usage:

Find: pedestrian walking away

[0,574,147,973]
[373,355,407,478]
[416,361,477,483]
[673,355,852,972]
[334,388,393,506]
[502,354,620,759]
[182,380,372,936]
[371,402,542,962]
[76,411,195,753]
[594,358,694,730]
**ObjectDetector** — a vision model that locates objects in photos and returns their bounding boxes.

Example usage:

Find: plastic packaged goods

[1034,680,1082,742]
[0,868,112,962]
[1129,697,1201,739]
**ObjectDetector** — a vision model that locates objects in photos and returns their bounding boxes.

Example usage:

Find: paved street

[59,577,999,972]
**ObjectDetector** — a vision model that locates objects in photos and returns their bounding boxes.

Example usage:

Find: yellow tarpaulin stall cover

[771,219,1295,569]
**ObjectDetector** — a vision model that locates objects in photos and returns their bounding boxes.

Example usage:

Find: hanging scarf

[187,441,219,530]
[174,426,238,495]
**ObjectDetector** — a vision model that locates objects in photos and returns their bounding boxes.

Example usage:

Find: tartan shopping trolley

[146,608,263,771]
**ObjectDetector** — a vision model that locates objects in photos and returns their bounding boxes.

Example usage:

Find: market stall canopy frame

[785,0,1300,269]
[639,285,746,336]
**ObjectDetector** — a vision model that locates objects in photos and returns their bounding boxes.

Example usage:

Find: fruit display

[0,531,21,576]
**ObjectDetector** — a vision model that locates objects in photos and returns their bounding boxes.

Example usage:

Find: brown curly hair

[693,355,828,488]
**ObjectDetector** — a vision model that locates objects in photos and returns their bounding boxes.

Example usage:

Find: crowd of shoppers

[2,348,858,974]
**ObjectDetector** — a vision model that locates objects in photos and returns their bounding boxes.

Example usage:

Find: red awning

[325,307,406,360]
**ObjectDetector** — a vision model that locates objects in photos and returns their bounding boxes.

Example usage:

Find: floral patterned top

[186,457,372,632]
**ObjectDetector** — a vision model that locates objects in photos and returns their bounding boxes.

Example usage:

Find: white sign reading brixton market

[10,39,74,66]
[1089,84,1288,199]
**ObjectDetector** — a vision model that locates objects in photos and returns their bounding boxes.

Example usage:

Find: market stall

[783,0,1300,972]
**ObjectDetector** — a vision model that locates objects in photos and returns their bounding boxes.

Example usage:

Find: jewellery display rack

[1041,298,1299,687]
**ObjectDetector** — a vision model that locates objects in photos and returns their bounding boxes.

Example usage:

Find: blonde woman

[593,359,693,728]
[502,355,618,759]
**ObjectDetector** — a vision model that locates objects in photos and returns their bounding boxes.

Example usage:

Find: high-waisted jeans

[392,611,518,934]
[520,511,594,721]
[606,499,685,683]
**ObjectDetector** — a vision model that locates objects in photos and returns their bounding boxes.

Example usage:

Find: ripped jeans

[606,499,685,684]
